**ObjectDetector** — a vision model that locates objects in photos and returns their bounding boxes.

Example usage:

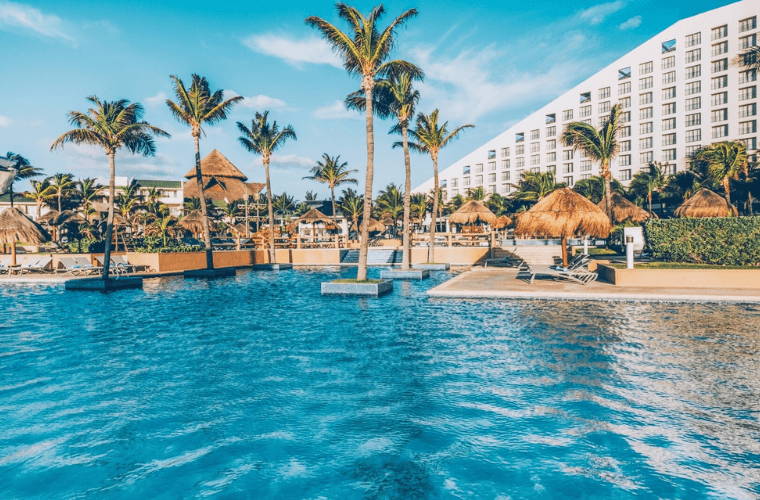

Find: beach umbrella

[598,192,655,224]
[179,210,205,235]
[51,210,87,227]
[359,217,385,233]
[0,207,50,266]
[515,187,611,266]
[674,188,732,218]
[448,200,498,226]
[494,215,513,230]
[36,209,59,225]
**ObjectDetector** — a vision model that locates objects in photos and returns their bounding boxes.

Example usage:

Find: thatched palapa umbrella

[51,210,87,226]
[598,192,655,224]
[674,188,732,218]
[359,217,385,234]
[179,210,206,236]
[0,208,49,265]
[449,200,498,227]
[515,188,611,266]
[287,208,336,240]
[494,215,513,230]
[36,210,59,225]
[183,149,265,202]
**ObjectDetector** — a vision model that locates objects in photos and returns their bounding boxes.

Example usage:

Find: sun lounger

[525,264,598,285]
[549,254,590,272]
[484,248,526,269]
[0,255,12,275]
[18,255,53,274]
[58,257,102,276]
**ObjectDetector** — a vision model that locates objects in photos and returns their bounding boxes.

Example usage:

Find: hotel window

[488,161,496,171]
[619,66,632,80]
[530,155,540,165]
[515,157,525,168]
[662,39,676,53]
[516,144,525,155]
[618,82,631,95]
[663,149,677,161]
[580,105,592,117]
[546,126,556,137]
[546,113,556,124]
[563,163,573,173]
[711,25,727,41]
[619,97,631,109]
[639,137,653,150]
[475,175,483,184]
[620,111,631,123]
[663,133,677,146]
[711,41,728,57]
[712,125,729,138]
[640,107,653,120]
[662,87,676,100]
[621,140,631,152]
[686,129,702,143]
[488,173,497,183]
[711,59,728,73]
[620,126,631,138]
[685,81,701,95]
[501,147,510,157]
[662,102,676,115]
[639,76,653,90]
[711,108,728,123]
[739,138,757,150]
[562,150,574,161]
[581,174,591,180]
[562,109,573,121]
[663,71,676,85]
[640,122,653,134]
[685,146,700,158]
[712,92,728,106]
[685,48,701,63]
[620,155,632,166]
[739,120,757,135]
[640,151,654,164]
[599,101,611,113]
[487,185,496,194]
[530,142,540,153]
[501,159,510,169]
[739,86,757,101]
[440,179,448,188]
[451,178,458,187]
[546,139,556,150]
[599,87,611,99]
[500,184,510,194]
[501,171,510,181]
[619,169,632,181]
[640,92,653,105]
[686,96,702,110]
[662,118,676,130]
[664,163,677,175]
[685,65,701,79]
[451,189,459,197]
[530,129,540,140]
[739,104,757,118]
[685,113,701,127]
[463,177,470,186]
[739,17,757,33]
[662,56,676,70]
[580,160,592,171]
[686,32,701,47]
[463,165,470,174]
[739,70,758,84]
[639,61,653,75]
[547,165,556,173]
[530,167,540,174]
[740,34,757,50]
[547,152,557,162]
[711,76,728,90]
[600,115,610,127]
[487,150,496,159]
[516,132,524,142]
[475,163,483,173]
[580,91,591,103]
[581,119,592,125]
[564,176,574,187]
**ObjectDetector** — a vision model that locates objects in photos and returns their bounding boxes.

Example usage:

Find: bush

[132,236,202,254]
[66,237,104,253]
[644,217,760,266]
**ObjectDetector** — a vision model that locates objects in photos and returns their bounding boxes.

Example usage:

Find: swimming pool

[1,268,759,498]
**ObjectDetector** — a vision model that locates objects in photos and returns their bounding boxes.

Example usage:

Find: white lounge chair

[484,248,526,269]
[525,263,598,285]
[18,255,53,274]
[0,255,12,275]
[58,257,102,276]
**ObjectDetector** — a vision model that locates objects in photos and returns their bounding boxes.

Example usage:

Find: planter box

[184,268,236,279]
[321,280,393,296]
[413,263,450,271]
[598,264,760,289]
[252,263,293,270]
[66,277,143,291]
[380,269,430,280]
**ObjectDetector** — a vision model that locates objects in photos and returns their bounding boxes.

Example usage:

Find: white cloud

[0,115,12,127]
[252,154,314,170]
[242,33,342,69]
[0,1,74,41]
[313,100,362,120]
[578,1,626,25]
[51,144,182,180]
[225,90,287,110]
[618,15,642,30]
[144,92,167,107]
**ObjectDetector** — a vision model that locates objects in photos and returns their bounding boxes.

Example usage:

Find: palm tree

[486,193,511,216]
[466,186,487,201]
[732,45,760,72]
[166,74,243,270]
[4,152,43,208]
[572,175,623,204]
[77,177,104,218]
[561,104,624,221]
[51,97,168,279]
[304,190,319,201]
[512,172,564,202]
[184,197,203,213]
[217,200,241,225]
[303,153,358,230]
[272,192,296,228]
[445,193,465,214]
[145,215,178,247]
[694,141,749,215]
[406,110,473,263]
[630,162,668,214]
[663,171,702,203]
[26,179,55,217]
[376,182,404,232]
[306,3,421,281]
[409,192,427,226]
[47,173,76,213]
[237,111,297,264]
[338,188,363,236]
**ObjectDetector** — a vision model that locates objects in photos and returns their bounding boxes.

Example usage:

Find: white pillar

[626,236,634,270]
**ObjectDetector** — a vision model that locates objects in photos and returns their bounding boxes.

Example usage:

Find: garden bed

[597,264,760,289]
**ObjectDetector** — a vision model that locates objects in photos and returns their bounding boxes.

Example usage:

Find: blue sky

[0,0,737,200]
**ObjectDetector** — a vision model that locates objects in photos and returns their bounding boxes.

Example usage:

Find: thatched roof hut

[599,192,654,224]
[515,188,611,266]
[183,149,265,202]
[359,218,385,233]
[36,210,59,225]
[448,200,498,226]
[51,210,87,226]
[494,215,513,230]
[0,208,50,265]
[287,208,336,232]
[674,188,733,218]
[179,210,205,233]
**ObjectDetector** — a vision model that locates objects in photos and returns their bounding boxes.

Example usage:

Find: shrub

[644,217,760,266]
[66,237,104,253]
[132,236,202,254]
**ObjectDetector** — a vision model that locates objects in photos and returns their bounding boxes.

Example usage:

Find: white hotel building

[413,0,758,199]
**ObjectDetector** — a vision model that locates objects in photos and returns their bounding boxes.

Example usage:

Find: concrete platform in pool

[380,269,430,280]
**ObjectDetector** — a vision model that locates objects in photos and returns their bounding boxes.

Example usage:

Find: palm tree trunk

[648,193,653,214]
[193,135,215,269]
[9,183,13,208]
[561,235,569,267]
[602,162,613,222]
[429,155,439,263]
[357,81,375,281]
[102,152,116,281]
[724,177,736,216]
[401,123,412,270]
[265,158,276,264]
[330,187,339,249]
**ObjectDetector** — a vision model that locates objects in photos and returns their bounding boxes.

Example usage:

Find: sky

[0,0,739,200]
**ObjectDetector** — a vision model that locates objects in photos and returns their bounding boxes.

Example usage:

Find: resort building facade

[413,0,758,199]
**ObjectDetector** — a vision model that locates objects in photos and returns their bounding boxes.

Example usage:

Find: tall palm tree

[338,188,363,236]
[376,182,404,231]
[166,74,242,270]
[51,97,168,279]
[272,192,296,228]
[630,162,668,214]
[26,179,55,217]
[77,177,104,217]
[694,141,749,215]
[237,111,297,264]
[406,110,473,263]
[4,152,43,208]
[47,173,76,213]
[512,171,564,202]
[572,175,624,204]
[303,153,358,229]
[409,192,427,225]
[306,3,421,281]
[561,104,624,221]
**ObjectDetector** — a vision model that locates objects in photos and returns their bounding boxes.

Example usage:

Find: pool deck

[428,268,760,303]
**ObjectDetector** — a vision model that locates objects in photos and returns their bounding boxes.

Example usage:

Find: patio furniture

[58,257,102,276]
[0,255,11,274]
[18,255,53,274]
[484,248,526,270]
[524,264,598,285]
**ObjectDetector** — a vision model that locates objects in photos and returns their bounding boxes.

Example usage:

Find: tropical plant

[407,110,473,262]
[184,197,203,213]
[145,215,178,247]
[663,170,702,203]
[46,173,76,214]
[237,111,297,264]
[445,193,465,214]
[732,45,760,72]
[629,162,669,214]
[376,182,404,229]
[77,177,104,217]
[26,179,55,217]
[217,199,242,224]
[572,175,624,204]
[338,188,363,235]
[561,104,624,221]
[694,141,749,215]
[306,3,421,281]
[409,192,427,225]
[272,192,296,227]
[304,190,319,201]
[513,171,565,202]
[466,186,487,201]
[486,193,511,216]
[303,153,358,229]
[51,97,168,279]
[4,152,43,208]
[166,74,242,270]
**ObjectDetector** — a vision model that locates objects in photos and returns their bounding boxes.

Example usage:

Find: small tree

[694,141,748,215]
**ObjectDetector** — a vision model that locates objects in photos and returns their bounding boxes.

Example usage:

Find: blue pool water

[1,268,760,499]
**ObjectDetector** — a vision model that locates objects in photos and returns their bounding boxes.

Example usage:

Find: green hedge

[644,217,760,266]
[133,236,202,254]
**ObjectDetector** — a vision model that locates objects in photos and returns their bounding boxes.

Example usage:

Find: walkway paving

[428,268,760,303]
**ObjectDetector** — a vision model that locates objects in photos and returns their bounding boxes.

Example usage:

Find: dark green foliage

[645,217,760,266]
[133,236,202,253]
